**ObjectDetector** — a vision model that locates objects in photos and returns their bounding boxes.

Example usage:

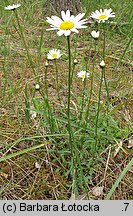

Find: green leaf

[109,101,125,115]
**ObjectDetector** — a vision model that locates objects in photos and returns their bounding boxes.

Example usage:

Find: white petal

[65,10,71,20]
[69,15,75,22]
[64,30,71,36]
[57,30,64,36]
[76,25,88,29]
[46,17,55,25]
[95,10,101,15]
[74,13,85,22]
[46,17,61,27]
[61,11,67,21]
[71,28,79,33]
[76,19,88,25]
[46,27,58,31]
[108,8,112,13]
[51,16,62,24]
[110,14,115,17]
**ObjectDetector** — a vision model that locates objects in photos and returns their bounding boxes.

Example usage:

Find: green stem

[14,10,37,79]
[118,34,133,66]
[67,35,73,172]
[85,39,97,124]
[2,62,8,104]
[71,63,76,85]
[43,65,54,133]
[95,69,104,155]
[54,60,60,100]
[71,34,78,85]
[103,23,109,140]
[80,79,86,120]
[44,66,48,99]
[103,24,109,98]
[37,22,44,73]
[67,36,72,138]
[75,148,89,199]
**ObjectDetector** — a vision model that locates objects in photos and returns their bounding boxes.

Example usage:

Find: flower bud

[45,61,49,67]
[100,60,105,68]
[35,84,40,90]
[74,59,78,64]
[91,30,100,39]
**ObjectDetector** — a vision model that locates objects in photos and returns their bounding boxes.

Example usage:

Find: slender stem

[67,36,71,117]
[54,60,60,100]
[2,62,8,104]
[86,39,97,120]
[80,79,86,120]
[103,24,109,139]
[95,69,104,155]
[71,34,78,85]
[103,24,109,97]
[14,10,37,79]
[85,35,92,69]
[43,65,54,133]
[118,34,132,66]
[75,148,89,199]
[71,63,75,85]
[44,66,48,99]
[38,22,44,73]
[67,35,73,171]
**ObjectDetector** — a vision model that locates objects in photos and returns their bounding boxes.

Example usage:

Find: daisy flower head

[77,71,90,81]
[46,10,88,36]
[91,30,100,39]
[47,49,62,60]
[90,8,115,23]
[4,4,21,11]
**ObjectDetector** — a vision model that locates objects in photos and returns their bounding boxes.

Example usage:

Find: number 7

[124,203,129,211]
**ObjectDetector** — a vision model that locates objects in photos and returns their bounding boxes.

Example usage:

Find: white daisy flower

[77,71,90,81]
[100,60,105,67]
[90,8,115,23]
[47,49,62,60]
[4,4,21,10]
[91,30,100,39]
[46,10,88,36]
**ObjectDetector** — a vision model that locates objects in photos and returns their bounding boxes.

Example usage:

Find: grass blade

[106,158,133,200]
[0,143,45,162]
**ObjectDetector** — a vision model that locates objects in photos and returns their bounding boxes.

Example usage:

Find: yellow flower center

[81,74,85,79]
[99,14,107,20]
[52,53,57,58]
[60,21,74,30]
